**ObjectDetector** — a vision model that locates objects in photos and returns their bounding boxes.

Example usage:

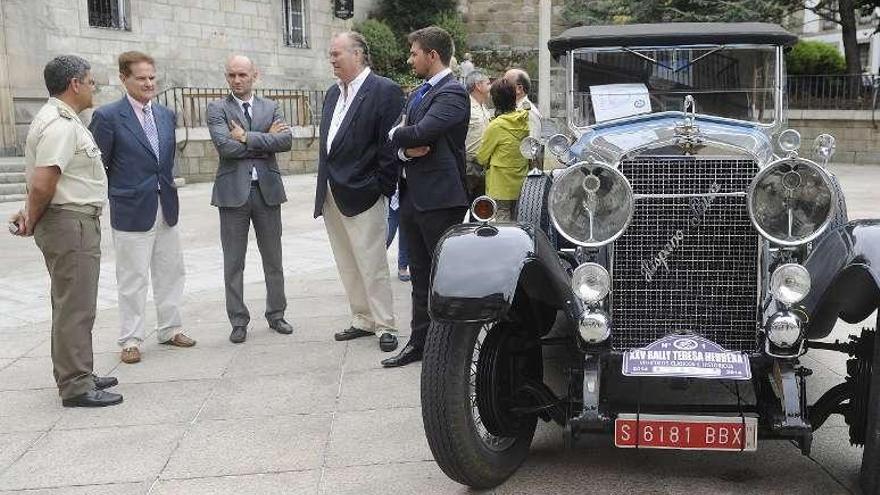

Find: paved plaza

[0,166,878,494]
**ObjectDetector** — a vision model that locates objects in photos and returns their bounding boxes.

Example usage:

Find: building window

[283,0,309,48]
[859,42,871,72]
[88,0,130,30]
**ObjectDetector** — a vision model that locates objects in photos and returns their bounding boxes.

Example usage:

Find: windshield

[569,46,779,127]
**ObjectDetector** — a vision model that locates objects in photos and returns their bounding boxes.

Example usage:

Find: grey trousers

[34,208,100,399]
[219,184,286,326]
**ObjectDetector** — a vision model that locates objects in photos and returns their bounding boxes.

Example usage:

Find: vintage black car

[419,22,880,492]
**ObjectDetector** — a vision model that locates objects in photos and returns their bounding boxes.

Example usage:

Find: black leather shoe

[381,343,422,367]
[379,333,399,352]
[334,327,373,341]
[62,389,123,408]
[269,318,294,335]
[93,375,118,390]
[230,325,247,344]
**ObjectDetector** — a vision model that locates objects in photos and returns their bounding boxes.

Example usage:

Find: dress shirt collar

[231,92,255,111]
[425,67,452,88]
[336,66,371,99]
[127,93,152,112]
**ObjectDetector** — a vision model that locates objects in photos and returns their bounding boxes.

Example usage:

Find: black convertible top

[548,22,798,56]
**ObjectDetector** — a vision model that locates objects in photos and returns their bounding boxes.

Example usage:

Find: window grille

[88,0,130,30]
[283,0,308,48]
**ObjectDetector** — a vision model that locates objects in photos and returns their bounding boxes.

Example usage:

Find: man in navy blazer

[90,51,195,365]
[315,32,405,353]
[381,26,470,368]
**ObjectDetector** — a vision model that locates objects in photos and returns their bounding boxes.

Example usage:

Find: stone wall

[0,0,377,153]
[789,110,880,165]
[461,0,567,51]
[174,126,320,183]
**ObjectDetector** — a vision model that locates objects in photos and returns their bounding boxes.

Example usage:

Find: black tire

[860,317,880,494]
[421,320,539,489]
[517,173,556,247]
[829,172,848,231]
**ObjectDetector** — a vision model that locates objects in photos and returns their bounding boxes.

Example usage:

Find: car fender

[804,220,880,339]
[429,223,575,324]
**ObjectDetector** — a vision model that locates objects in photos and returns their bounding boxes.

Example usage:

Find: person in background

[476,78,530,222]
[459,52,475,81]
[504,68,542,139]
[464,69,491,200]
[11,55,122,407]
[386,185,410,282]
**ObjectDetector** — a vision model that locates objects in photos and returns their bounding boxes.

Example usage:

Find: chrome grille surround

[611,156,760,352]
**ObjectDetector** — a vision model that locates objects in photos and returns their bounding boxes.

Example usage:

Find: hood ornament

[674,95,704,154]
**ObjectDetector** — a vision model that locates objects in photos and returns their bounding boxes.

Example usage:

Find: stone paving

[0,166,877,494]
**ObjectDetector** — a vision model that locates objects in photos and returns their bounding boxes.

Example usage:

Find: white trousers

[323,189,397,336]
[113,203,185,348]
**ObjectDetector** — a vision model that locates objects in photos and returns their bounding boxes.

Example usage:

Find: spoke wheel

[422,320,540,489]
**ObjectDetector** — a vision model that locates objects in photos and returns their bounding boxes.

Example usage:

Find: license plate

[614,414,757,451]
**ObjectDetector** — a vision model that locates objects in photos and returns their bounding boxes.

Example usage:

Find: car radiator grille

[611,156,760,352]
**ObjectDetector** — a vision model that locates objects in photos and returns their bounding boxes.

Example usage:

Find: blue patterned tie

[142,104,160,158]
[409,82,431,114]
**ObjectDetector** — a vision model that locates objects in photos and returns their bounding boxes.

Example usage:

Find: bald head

[504,68,530,103]
[225,54,258,99]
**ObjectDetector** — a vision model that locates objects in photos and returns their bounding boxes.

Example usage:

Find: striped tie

[142,104,160,158]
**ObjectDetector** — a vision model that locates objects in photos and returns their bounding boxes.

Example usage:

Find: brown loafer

[121,347,141,364]
[160,333,196,348]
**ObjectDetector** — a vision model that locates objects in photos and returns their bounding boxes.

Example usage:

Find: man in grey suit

[207,54,293,344]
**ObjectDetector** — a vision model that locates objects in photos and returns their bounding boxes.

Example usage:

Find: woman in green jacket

[476,78,530,221]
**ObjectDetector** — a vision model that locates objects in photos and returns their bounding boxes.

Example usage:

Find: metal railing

[787,74,879,111]
[154,87,326,129]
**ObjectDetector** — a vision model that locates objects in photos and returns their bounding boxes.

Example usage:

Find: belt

[251,179,259,187]
[48,203,102,217]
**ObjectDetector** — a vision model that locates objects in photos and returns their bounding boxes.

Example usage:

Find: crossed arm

[207,102,291,159]
[390,90,469,152]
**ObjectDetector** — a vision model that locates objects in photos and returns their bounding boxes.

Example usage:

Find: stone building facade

[0,0,377,173]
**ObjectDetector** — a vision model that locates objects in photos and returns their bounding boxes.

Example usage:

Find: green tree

[378,0,458,36]
[786,40,847,74]
[431,10,468,55]
[355,18,406,77]
[563,0,789,25]
[776,0,879,74]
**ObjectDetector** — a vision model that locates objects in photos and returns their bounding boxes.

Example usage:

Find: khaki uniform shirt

[465,95,491,164]
[25,98,107,212]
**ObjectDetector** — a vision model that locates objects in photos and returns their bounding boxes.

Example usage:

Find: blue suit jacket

[314,72,405,218]
[390,73,469,212]
[90,97,179,232]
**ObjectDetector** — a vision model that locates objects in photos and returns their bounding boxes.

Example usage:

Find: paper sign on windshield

[590,83,652,123]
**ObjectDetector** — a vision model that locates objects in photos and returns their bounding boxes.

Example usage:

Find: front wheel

[860,316,880,494]
[421,320,540,488]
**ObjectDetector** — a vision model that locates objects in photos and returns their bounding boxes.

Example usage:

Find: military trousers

[34,207,101,399]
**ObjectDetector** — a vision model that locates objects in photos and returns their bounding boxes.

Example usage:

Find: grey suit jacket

[208,94,292,207]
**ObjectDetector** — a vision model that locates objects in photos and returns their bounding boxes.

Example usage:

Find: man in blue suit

[381,26,470,368]
[315,32,405,353]
[90,51,195,365]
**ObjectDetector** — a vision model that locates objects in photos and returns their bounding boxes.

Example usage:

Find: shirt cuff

[397,148,411,162]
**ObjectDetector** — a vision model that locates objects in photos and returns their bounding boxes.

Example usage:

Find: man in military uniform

[10,55,122,407]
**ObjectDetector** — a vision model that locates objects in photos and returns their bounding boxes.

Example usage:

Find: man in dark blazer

[90,51,196,365]
[207,54,293,344]
[381,26,470,368]
[315,32,405,353]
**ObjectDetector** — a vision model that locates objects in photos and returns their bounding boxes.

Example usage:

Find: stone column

[0,5,17,154]
[538,0,551,118]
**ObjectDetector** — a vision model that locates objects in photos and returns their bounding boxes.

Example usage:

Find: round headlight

[770,263,811,305]
[548,162,634,247]
[766,311,802,348]
[572,262,610,303]
[547,134,571,158]
[778,129,801,154]
[470,195,497,222]
[520,137,541,160]
[747,157,836,246]
[579,310,610,344]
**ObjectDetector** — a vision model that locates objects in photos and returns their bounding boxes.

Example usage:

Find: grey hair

[464,69,489,93]
[44,55,90,96]
[337,31,372,67]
